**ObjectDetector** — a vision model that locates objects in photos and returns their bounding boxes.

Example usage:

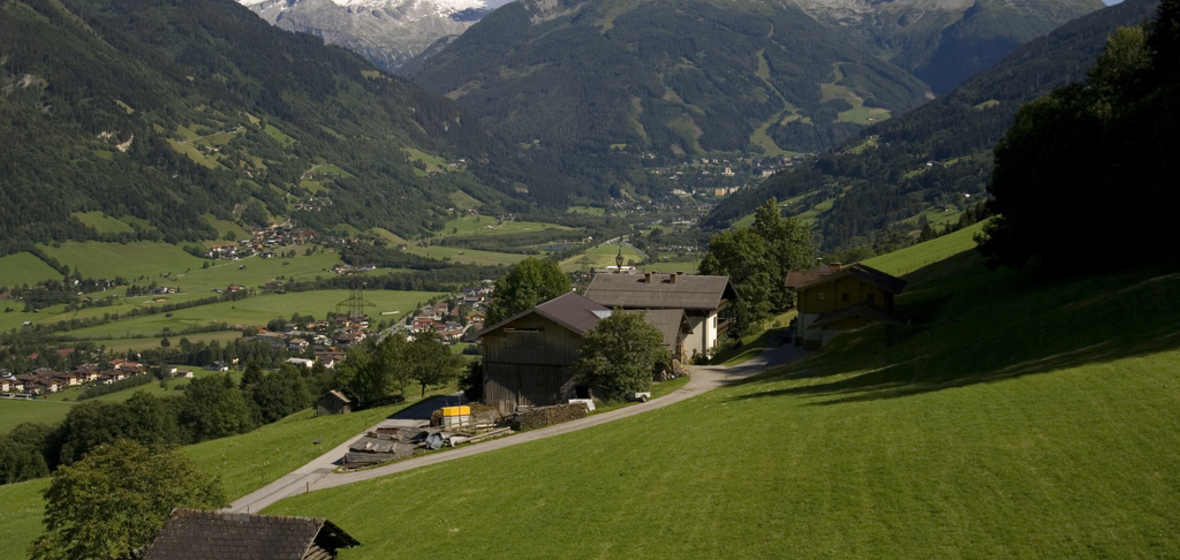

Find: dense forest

[979,0,1180,270]
[0,0,581,246]
[703,0,1161,251]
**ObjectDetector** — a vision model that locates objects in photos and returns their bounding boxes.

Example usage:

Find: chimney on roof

[670,273,677,284]
[829,262,842,272]
[644,272,652,283]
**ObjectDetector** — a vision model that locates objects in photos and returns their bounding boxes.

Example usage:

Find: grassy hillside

[265,253,1180,559]
[0,478,48,560]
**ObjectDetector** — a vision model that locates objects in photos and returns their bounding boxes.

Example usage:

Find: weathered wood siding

[482,314,584,414]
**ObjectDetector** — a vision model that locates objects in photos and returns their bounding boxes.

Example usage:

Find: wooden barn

[785,263,908,346]
[317,390,352,416]
[478,293,608,414]
[478,293,691,413]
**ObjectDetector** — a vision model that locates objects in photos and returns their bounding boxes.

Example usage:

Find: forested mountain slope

[790,0,1106,94]
[407,0,932,183]
[0,0,571,247]
[703,0,1159,250]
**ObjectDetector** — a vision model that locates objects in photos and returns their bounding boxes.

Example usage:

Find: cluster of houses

[405,284,492,343]
[0,359,157,395]
[240,317,367,362]
[475,263,908,414]
[204,225,317,260]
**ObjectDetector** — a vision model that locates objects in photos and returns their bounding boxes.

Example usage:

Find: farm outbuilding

[142,508,359,559]
[317,390,352,416]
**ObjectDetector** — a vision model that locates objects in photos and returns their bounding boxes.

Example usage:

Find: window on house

[817,292,825,301]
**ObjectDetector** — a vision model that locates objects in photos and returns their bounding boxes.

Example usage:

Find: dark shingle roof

[142,509,358,560]
[631,309,688,350]
[584,273,736,311]
[786,263,907,295]
[478,292,608,337]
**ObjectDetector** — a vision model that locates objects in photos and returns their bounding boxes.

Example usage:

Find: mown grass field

[0,479,48,560]
[71,211,134,234]
[404,245,527,267]
[0,399,77,435]
[862,220,987,276]
[185,402,414,501]
[62,289,446,338]
[439,216,572,237]
[265,253,1180,559]
[0,401,416,560]
[0,253,62,287]
[37,242,207,280]
[559,243,644,272]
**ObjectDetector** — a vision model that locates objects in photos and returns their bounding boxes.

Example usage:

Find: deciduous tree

[485,257,569,325]
[29,439,226,560]
[573,310,668,401]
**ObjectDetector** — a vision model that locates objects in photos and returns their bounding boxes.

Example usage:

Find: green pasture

[62,289,446,338]
[862,220,987,276]
[85,330,244,355]
[0,253,62,287]
[266,251,1180,560]
[71,211,134,234]
[369,228,409,245]
[0,399,77,435]
[264,124,296,147]
[0,402,415,560]
[0,479,48,560]
[448,191,483,211]
[185,402,413,501]
[438,215,572,237]
[405,245,527,267]
[559,243,644,272]
[638,260,700,273]
[36,242,207,281]
[566,205,605,216]
[203,214,251,241]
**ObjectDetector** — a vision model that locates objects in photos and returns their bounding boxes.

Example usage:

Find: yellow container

[442,406,471,417]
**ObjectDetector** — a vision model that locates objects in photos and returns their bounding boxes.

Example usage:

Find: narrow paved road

[229,340,804,513]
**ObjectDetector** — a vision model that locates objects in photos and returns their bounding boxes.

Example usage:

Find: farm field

[84,330,244,354]
[0,479,48,560]
[265,254,1180,560]
[863,220,987,276]
[438,216,572,237]
[559,243,644,272]
[404,245,528,267]
[62,289,447,338]
[0,399,77,435]
[0,253,62,288]
[639,259,700,273]
[36,242,208,280]
[70,211,134,234]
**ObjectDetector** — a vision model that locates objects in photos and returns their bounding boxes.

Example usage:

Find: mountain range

[0,0,570,245]
[237,0,517,73]
[703,0,1160,250]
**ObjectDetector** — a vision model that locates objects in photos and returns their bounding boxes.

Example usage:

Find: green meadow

[0,479,48,560]
[36,242,207,280]
[70,211,134,234]
[405,245,528,267]
[439,215,573,237]
[0,400,77,435]
[559,243,644,272]
[263,250,1180,559]
[62,289,446,338]
[0,253,62,287]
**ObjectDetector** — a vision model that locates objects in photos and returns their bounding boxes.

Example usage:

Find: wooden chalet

[584,272,736,360]
[317,390,352,416]
[142,509,359,560]
[785,263,908,346]
[478,292,689,413]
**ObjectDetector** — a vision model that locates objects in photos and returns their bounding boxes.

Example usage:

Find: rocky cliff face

[239,0,515,72]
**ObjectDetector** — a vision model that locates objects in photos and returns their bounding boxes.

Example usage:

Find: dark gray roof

[788,263,908,295]
[631,309,688,350]
[478,292,608,337]
[142,509,358,560]
[584,273,736,311]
